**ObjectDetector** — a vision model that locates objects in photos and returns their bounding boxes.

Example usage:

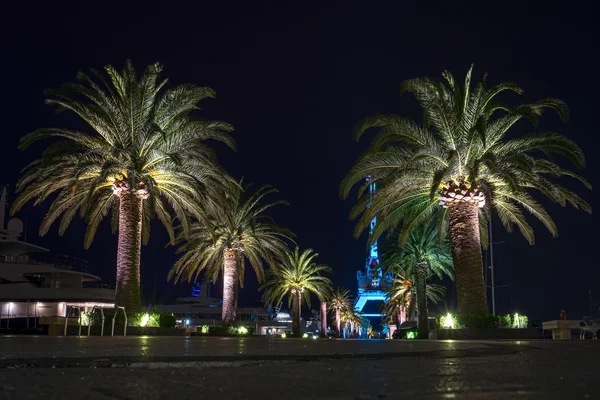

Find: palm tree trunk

[407,292,416,321]
[292,291,301,335]
[222,248,238,324]
[115,191,144,313]
[415,261,429,339]
[448,201,488,315]
[336,308,341,338]
[320,301,327,338]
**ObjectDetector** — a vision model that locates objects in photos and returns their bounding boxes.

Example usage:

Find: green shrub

[80,309,176,328]
[158,312,177,328]
[198,325,254,336]
[436,313,529,329]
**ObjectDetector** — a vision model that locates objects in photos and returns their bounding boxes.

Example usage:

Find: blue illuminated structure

[355,176,392,318]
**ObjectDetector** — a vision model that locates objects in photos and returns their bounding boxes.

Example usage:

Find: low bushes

[80,309,176,328]
[198,325,254,336]
[436,313,528,329]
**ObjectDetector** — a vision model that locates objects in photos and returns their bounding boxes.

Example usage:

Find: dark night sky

[2,1,597,321]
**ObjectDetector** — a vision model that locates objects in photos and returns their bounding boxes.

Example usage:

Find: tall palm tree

[382,221,453,337]
[261,247,331,335]
[328,286,353,337]
[169,184,292,324]
[342,65,591,315]
[12,61,234,312]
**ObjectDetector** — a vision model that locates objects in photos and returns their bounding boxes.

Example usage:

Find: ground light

[441,313,457,329]
[139,313,150,327]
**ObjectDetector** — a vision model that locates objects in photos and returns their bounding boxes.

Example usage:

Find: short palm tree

[12,61,234,312]
[383,265,446,323]
[169,184,292,324]
[382,221,453,337]
[342,65,590,315]
[340,308,364,338]
[261,248,331,335]
[328,286,353,337]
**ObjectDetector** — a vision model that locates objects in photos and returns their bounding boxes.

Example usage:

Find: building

[149,280,291,334]
[0,186,114,329]
[354,177,392,329]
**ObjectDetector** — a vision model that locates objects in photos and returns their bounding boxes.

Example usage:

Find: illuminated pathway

[0,336,598,399]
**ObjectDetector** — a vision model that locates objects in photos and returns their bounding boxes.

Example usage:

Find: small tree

[261,248,331,335]
[169,184,292,324]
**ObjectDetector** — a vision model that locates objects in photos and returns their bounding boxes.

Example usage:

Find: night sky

[2,1,597,321]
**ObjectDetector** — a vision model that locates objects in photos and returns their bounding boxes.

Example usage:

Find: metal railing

[62,305,127,337]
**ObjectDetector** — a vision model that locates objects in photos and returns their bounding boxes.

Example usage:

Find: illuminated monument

[355,176,392,318]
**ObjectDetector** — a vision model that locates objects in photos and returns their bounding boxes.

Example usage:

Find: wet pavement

[0,336,598,399]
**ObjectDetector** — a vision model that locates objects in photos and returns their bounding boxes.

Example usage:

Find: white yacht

[0,187,115,329]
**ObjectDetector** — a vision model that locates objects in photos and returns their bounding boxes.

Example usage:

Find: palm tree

[12,61,234,312]
[169,184,292,324]
[381,221,453,336]
[383,265,446,321]
[340,308,364,338]
[342,65,591,315]
[328,286,353,337]
[261,247,331,335]
[320,301,328,338]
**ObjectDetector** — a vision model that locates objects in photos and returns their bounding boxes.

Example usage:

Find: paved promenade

[0,336,597,399]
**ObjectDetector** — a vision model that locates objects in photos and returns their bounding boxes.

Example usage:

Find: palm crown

[12,60,234,246]
[342,65,590,246]
[381,221,454,280]
[328,286,353,313]
[261,247,332,308]
[169,184,292,285]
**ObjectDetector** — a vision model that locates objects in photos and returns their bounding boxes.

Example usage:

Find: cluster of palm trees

[380,221,453,336]
[11,61,333,332]
[13,61,589,336]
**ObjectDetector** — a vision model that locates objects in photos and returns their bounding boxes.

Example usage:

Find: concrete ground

[0,336,597,399]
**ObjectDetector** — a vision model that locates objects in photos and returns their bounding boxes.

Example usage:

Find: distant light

[302,333,309,339]
[312,335,318,340]
[186,319,190,326]
[406,331,417,339]
[238,326,249,335]
[281,333,287,338]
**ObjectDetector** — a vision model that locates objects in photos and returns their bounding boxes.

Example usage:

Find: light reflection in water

[434,359,465,396]
[139,336,149,356]
[238,338,246,355]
